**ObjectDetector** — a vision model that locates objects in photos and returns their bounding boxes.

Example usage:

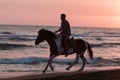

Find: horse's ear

[43,28,47,31]
[42,28,45,30]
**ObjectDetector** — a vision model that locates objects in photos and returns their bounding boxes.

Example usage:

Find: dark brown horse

[35,28,93,73]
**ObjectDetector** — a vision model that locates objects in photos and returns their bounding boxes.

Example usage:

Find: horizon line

[0,24,119,29]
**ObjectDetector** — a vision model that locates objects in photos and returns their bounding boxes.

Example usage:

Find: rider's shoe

[65,55,68,57]
[64,51,68,57]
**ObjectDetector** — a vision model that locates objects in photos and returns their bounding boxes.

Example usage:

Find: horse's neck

[46,37,56,48]
[44,31,57,52]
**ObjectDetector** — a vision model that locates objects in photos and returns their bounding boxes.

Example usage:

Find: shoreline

[1,66,120,80]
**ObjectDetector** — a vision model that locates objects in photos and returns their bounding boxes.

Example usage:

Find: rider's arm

[55,26,62,33]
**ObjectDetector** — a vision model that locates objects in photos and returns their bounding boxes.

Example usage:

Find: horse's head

[35,28,56,45]
[35,29,46,45]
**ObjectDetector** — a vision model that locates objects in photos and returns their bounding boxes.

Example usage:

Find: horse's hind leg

[66,54,80,70]
[79,54,86,71]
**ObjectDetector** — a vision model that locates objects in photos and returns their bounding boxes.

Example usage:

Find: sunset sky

[0,0,120,28]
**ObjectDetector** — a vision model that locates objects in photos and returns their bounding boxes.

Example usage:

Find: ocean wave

[0,42,119,50]
[91,43,120,48]
[8,36,35,41]
[0,57,119,66]
[0,32,16,37]
[93,57,120,66]
[0,57,94,64]
[0,31,36,41]
[0,32,14,34]
[102,31,120,35]
[0,43,32,50]
[0,35,35,41]
[72,33,120,37]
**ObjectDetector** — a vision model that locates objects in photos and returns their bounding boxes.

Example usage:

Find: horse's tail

[87,42,93,60]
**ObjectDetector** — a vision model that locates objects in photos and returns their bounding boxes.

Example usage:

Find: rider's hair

[61,14,66,18]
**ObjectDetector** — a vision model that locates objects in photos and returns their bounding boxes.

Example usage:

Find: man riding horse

[55,14,71,57]
[35,14,93,73]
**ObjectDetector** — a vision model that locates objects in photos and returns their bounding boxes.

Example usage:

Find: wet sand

[1,66,120,80]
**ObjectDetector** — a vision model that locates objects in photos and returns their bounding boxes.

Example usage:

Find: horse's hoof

[51,67,54,71]
[78,69,83,72]
[66,67,70,71]
[42,70,46,73]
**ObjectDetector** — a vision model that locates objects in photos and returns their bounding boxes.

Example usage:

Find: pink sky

[0,0,120,28]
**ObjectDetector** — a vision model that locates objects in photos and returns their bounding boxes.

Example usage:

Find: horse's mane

[42,29,56,39]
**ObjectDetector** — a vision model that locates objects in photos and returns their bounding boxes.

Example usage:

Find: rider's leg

[64,37,69,57]
[64,38,68,52]
[62,35,69,57]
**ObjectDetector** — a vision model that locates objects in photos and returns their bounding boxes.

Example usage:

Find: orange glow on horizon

[0,0,120,28]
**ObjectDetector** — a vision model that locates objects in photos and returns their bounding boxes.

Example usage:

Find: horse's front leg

[42,55,56,73]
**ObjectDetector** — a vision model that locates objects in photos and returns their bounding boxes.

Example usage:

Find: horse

[35,28,93,73]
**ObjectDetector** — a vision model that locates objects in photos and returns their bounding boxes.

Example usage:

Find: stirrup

[64,51,68,57]
[65,55,68,57]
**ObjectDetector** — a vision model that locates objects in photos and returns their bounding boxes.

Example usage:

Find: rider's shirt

[60,19,71,38]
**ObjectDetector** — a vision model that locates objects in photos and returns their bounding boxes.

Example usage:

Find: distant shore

[1,66,120,80]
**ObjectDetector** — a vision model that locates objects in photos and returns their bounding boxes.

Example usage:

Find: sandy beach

[1,66,120,80]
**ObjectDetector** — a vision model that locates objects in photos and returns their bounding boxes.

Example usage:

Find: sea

[0,25,120,77]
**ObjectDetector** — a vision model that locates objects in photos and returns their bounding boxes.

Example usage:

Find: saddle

[55,37,76,54]
[68,37,76,48]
